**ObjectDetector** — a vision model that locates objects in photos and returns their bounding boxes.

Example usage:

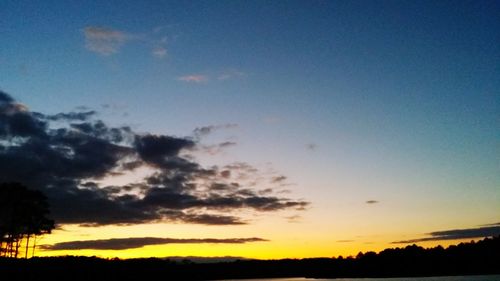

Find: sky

[0,0,499,259]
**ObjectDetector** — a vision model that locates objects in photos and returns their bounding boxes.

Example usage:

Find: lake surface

[219,275,500,281]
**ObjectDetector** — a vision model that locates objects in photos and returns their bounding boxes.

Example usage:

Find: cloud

[83,26,131,55]
[45,111,97,121]
[174,213,246,225]
[134,134,195,168]
[192,124,239,155]
[178,70,245,83]
[198,141,237,155]
[193,124,238,138]
[83,26,172,59]
[271,176,287,183]
[336,240,354,243]
[306,143,317,151]
[41,237,268,250]
[217,70,245,81]
[178,75,208,83]
[392,224,500,244]
[365,200,379,204]
[152,46,167,59]
[218,141,237,148]
[0,91,309,226]
[0,92,14,103]
[285,215,302,223]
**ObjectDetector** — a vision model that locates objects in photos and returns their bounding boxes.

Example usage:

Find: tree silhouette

[0,183,55,258]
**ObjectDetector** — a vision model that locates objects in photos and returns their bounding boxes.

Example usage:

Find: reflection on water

[219,275,500,281]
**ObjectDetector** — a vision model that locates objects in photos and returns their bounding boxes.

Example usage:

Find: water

[219,275,500,281]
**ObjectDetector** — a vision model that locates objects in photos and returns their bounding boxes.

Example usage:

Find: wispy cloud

[217,70,245,81]
[152,46,167,59]
[285,215,302,223]
[198,141,238,155]
[365,200,379,204]
[392,224,500,244]
[193,124,238,138]
[83,26,131,56]
[83,26,171,59]
[176,69,245,83]
[178,75,208,83]
[41,237,268,251]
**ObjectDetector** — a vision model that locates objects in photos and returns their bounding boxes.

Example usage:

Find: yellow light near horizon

[36,220,486,260]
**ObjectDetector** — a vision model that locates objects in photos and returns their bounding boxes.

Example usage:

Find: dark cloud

[271,176,287,183]
[46,111,97,121]
[392,225,500,244]
[306,143,317,151]
[193,124,238,138]
[176,213,246,225]
[41,237,268,250]
[0,93,47,138]
[365,200,379,204]
[218,141,237,148]
[0,91,14,103]
[135,134,195,167]
[0,91,309,226]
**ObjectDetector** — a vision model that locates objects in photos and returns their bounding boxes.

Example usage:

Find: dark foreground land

[1,236,499,281]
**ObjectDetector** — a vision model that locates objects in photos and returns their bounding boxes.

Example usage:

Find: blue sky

[0,0,499,257]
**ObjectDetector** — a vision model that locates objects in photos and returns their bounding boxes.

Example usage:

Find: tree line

[1,235,499,280]
[0,183,55,258]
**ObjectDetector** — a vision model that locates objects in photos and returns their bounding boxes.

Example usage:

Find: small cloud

[199,141,237,155]
[152,46,167,59]
[271,176,287,183]
[217,70,245,81]
[306,143,317,151]
[193,124,238,138]
[285,215,302,223]
[336,240,354,243]
[218,141,237,148]
[178,75,208,83]
[392,224,500,244]
[366,200,379,204]
[83,25,173,59]
[83,26,131,56]
[258,188,273,195]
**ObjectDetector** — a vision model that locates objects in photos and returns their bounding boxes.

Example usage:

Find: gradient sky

[0,0,499,259]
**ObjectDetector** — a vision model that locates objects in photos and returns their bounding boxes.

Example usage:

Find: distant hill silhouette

[1,236,499,280]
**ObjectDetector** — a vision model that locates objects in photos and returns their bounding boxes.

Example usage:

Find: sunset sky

[0,0,499,259]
